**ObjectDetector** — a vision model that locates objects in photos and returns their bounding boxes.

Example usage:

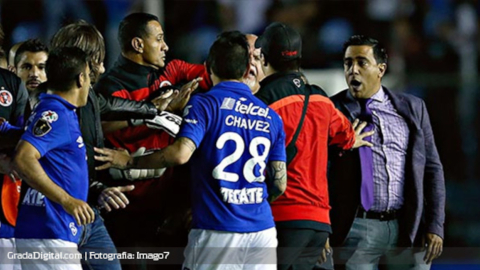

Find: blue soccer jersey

[178,81,286,233]
[15,93,88,243]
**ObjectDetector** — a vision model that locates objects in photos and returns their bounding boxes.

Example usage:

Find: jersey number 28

[212,132,271,183]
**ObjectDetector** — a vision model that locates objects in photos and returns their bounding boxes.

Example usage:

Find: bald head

[246,34,257,50]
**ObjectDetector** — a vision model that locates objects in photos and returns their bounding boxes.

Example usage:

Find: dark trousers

[277,228,329,270]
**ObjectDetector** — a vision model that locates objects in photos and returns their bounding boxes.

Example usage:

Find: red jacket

[94,56,211,213]
[96,57,211,155]
[256,72,355,226]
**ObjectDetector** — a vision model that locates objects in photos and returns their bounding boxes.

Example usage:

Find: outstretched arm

[95,137,197,170]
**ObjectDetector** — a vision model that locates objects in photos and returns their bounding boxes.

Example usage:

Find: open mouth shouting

[248,64,257,80]
[349,78,362,91]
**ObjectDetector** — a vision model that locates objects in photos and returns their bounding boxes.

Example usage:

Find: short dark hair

[118,13,159,53]
[14,39,49,67]
[206,31,249,80]
[46,47,89,92]
[343,35,388,64]
[50,20,105,81]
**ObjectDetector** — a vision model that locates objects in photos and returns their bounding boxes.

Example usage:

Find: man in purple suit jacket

[327,35,445,270]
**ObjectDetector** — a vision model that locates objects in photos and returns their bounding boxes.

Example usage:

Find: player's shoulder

[267,106,283,125]
[164,59,186,68]
[0,68,21,89]
[28,104,70,138]
[394,92,424,105]
[35,96,74,121]
[95,70,126,93]
[0,68,19,80]
[189,92,211,105]
[192,90,227,108]
[35,103,68,122]
[182,93,215,119]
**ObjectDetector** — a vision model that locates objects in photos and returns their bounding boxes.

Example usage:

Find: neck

[47,89,79,107]
[264,65,276,77]
[212,74,243,86]
[122,52,158,70]
[366,84,382,99]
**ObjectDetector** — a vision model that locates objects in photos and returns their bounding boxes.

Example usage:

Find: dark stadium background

[1,0,479,268]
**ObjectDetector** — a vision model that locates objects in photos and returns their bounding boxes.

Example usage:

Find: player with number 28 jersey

[179,80,286,233]
[93,31,287,269]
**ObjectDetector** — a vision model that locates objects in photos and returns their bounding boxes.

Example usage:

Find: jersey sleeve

[21,108,71,157]
[163,59,212,91]
[268,114,287,162]
[177,95,210,148]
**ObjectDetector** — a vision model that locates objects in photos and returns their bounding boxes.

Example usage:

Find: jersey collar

[117,55,158,75]
[260,71,303,88]
[214,81,252,95]
[39,93,77,110]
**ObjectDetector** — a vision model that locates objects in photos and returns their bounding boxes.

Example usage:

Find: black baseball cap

[255,22,302,61]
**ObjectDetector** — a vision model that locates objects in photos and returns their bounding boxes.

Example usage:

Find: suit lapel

[384,87,420,131]
[342,90,361,121]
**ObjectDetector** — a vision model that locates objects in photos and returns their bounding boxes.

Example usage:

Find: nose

[250,53,255,65]
[350,62,360,75]
[163,41,169,52]
[29,66,39,78]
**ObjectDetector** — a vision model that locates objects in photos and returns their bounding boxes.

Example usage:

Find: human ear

[132,38,144,53]
[378,63,387,78]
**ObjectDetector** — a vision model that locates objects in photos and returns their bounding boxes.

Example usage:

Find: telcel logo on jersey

[234,98,269,118]
[221,97,270,118]
[222,97,271,133]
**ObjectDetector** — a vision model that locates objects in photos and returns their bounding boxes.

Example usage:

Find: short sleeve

[268,114,287,162]
[177,95,210,148]
[21,108,71,157]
